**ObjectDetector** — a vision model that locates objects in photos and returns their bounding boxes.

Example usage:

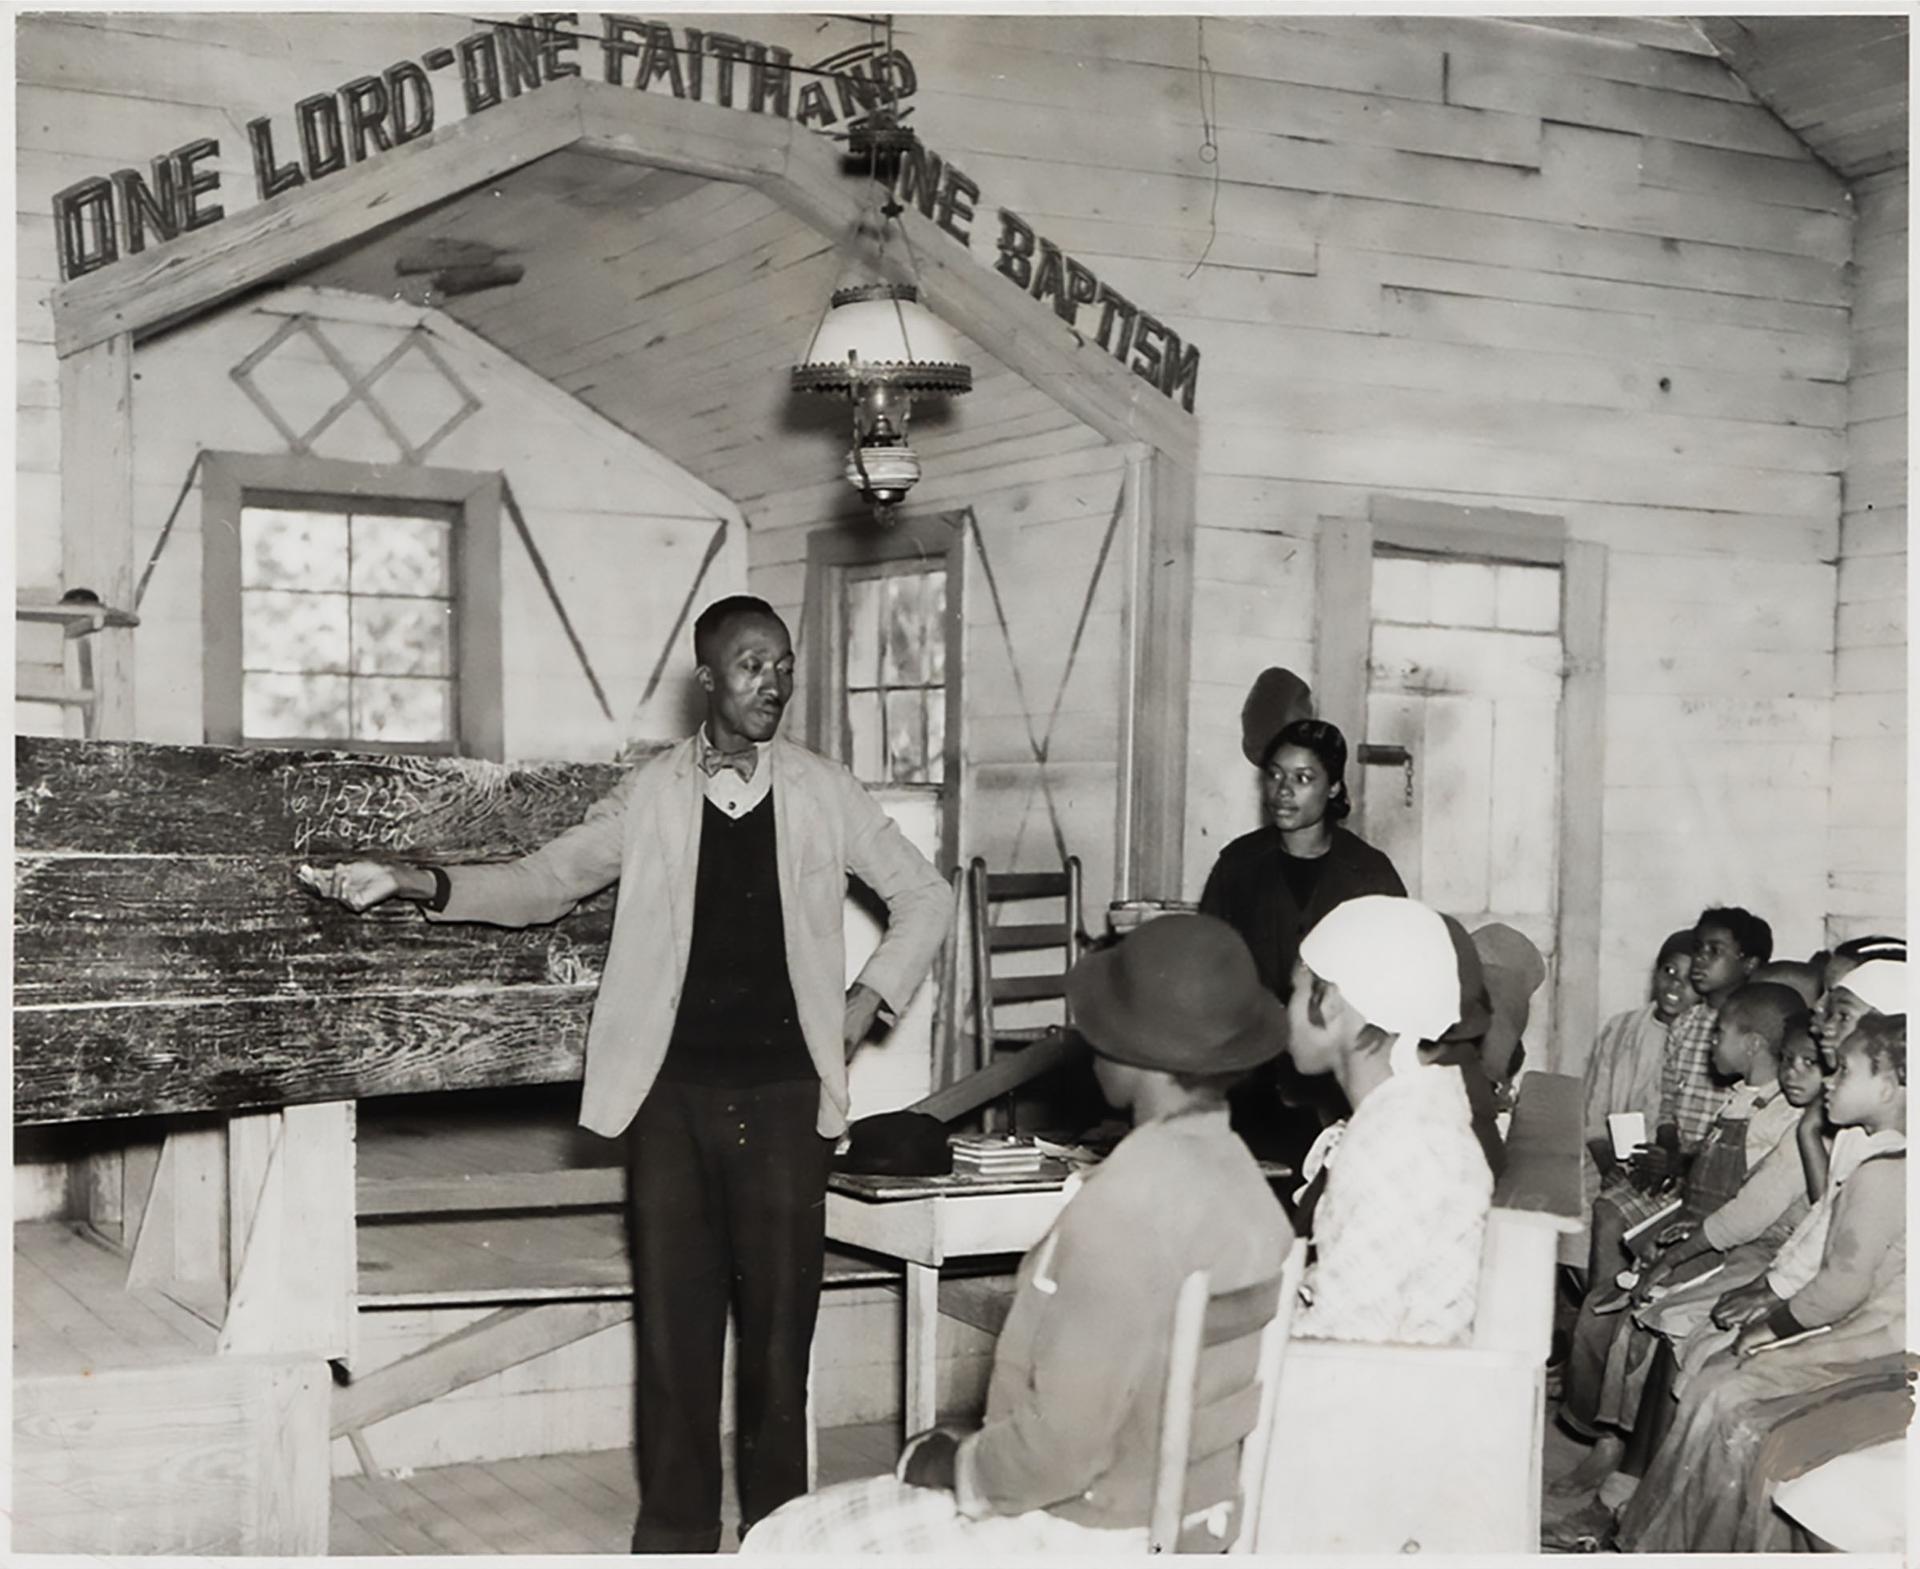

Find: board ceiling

[1694,14,1909,181]
[297,147,1012,510]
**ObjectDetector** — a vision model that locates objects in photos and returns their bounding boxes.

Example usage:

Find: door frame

[802,508,968,872]
[1315,496,1606,1072]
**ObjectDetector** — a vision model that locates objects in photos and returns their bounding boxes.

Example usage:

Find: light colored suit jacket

[428,735,953,1138]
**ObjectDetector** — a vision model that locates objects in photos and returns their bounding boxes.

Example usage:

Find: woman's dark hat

[1066,913,1287,1074]
[1240,667,1315,767]
[1474,923,1547,1080]
[1437,914,1494,1045]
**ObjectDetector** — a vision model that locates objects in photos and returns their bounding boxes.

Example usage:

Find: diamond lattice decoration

[232,317,481,465]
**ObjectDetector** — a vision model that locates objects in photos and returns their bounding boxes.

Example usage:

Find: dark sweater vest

[659,793,815,1087]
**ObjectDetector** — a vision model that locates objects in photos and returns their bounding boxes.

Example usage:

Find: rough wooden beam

[1128,450,1197,900]
[333,1300,631,1437]
[1312,516,1376,813]
[356,1167,624,1218]
[127,1124,228,1291]
[15,737,630,857]
[1553,541,1608,1076]
[15,989,594,1125]
[52,81,592,355]
[10,739,631,1124]
[575,80,790,182]
[15,853,614,1007]
[57,336,136,741]
[222,1103,356,1358]
[909,1028,1085,1124]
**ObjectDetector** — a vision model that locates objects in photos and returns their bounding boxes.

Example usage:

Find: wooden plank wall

[745,378,1131,915]
[15,11,1868,1048]
[873,13,1853,1018]
[1830,169,1907,943]
[69,290,737,758]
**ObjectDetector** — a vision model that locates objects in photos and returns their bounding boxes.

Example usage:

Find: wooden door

[1359,555,1564,1061]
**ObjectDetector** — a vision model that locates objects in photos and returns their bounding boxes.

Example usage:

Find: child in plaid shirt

[1584,909,1772,1286]
[1558,909,1770,1454]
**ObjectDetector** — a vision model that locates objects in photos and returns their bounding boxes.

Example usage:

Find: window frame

[201,452,504,759]
[803,508,967,869]
[838,555,951,790]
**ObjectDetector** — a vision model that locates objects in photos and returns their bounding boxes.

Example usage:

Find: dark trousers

[624,1078,833,1554]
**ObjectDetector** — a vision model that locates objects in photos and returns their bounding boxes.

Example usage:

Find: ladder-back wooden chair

[1148,1236,1309,1554]
[966,857,1083,1128]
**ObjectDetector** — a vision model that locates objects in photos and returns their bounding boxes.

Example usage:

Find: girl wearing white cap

[1284,894,1494,1346]
[1793,948,1905,1204]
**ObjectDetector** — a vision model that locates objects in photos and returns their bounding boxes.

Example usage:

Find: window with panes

[840,560,947,787]
[238,500,459,749]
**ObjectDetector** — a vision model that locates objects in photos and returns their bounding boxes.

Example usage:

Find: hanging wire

[1185,18,1223,279]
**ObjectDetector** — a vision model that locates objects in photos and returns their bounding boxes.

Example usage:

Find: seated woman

[1610,1011,1908,1554]
[740,914,1292,1554]
[1283,895,1491,1346]
[1199,671,1405,1171]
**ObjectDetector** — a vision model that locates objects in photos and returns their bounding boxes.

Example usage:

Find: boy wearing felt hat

[1286,895,1494,1345]
[742,915,1293,1554]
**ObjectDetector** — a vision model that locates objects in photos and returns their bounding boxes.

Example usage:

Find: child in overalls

[1554,982,1805,1491]
[1545,994,1820,1538]
[1612,1011,1908,1554]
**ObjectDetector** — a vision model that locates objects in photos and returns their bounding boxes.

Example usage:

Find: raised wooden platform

[338,1095,1004,1476]
[13,1220,331,1555]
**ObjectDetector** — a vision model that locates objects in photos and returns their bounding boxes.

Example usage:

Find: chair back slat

[1231,1238,1308,1554]
[966,859,1084,1125]
[1186,1381,1262,1466]
[988,921,1071,952]
[1147,1237,1309,1556]
[1201,1274,1284,1346]
[979,870,1072,900]
[1147,1271,1212,1551]
[989,973,1070,1004]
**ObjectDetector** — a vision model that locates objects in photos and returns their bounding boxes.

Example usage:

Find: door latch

[1358,743,1415,806]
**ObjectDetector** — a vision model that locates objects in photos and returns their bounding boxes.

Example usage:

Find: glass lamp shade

[791,282,973,396]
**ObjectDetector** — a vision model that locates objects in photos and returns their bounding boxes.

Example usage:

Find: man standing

[311,595,952,1552]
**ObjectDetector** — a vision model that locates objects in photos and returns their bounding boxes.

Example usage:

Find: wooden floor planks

[328,1424,900,1554]
[14,1220,217,1375]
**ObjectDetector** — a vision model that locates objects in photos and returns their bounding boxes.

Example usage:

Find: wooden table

[824,1166,1076,1436]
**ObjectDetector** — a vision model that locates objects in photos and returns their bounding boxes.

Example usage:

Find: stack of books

[950,1133,1045,1178]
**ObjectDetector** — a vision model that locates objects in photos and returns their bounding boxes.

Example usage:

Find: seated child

[1544,1010,1824,1533]
[1580,929,1697,1214]
[1600,908,1772,1236]
[1638,1021,1826,1301]
[740,915,1292,1555]
[1557,981,1804,1456]
[1283,895,1491,1346]
[1797,951,1905,1200]
[1612,1011,1907,1554]
[1812,949,1905,1065]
